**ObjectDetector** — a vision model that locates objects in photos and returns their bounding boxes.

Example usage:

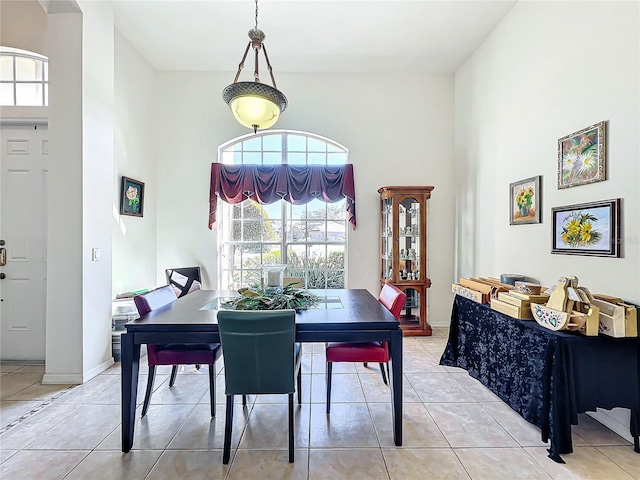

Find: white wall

[454,0,639,440]
[113,30,157,295]
[154,72,456,325]
[454,0,640,303]
[44,1,116,383]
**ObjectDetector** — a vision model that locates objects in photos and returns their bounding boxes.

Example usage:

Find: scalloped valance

[209,163,356,229]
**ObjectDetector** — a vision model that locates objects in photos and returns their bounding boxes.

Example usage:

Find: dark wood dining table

[121,288,403,452]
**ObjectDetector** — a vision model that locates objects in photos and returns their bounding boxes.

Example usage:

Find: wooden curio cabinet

[379,186,434,336]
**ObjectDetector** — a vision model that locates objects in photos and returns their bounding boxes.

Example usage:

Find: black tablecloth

[440,295,640,462]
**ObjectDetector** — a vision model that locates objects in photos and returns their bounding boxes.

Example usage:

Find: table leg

[389,328,403,446]
[121,332,140,452]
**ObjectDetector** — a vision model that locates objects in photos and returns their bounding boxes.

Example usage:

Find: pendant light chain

[255,0,259,28]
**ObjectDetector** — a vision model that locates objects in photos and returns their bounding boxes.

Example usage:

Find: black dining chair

[165,266,202,298]
[217,309,302,464]
[133,285,222,417]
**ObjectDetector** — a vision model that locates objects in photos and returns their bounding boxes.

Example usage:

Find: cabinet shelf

[379,185,434,336]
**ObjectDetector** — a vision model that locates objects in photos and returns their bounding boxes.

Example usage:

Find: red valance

[209,163,356,229]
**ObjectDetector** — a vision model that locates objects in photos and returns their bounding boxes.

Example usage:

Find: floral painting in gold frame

[558,121,606,189]
[509,176,541,225]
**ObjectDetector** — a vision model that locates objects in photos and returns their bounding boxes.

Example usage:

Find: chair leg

[141,365,156,417]
[297,367,302,405]
[242,395,247,406]
[169,365,179,387]
[209,364,216,417]
[379,363,389,386]
[223,395,234,464]
[364,362,368,368]
[326,362,333,414]
[288,393,294,463]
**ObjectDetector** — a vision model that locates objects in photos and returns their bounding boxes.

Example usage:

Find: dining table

[121,288,403,452]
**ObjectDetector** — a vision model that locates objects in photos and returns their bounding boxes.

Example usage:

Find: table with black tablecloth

[440,295,640,462]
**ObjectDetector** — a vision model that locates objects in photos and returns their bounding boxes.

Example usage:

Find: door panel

[1,125,48,360]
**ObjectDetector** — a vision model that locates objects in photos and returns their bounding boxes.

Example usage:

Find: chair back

[378,284,407,320]
[165,266,202,298]
[217,309,296,396]
[134,285,178,316]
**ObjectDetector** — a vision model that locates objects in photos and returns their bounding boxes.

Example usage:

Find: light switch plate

[92,248,101,261]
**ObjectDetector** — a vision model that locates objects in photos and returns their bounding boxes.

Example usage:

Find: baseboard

[42,373,84,385]
[42,357,115,385]
[587,408,633,443]
[83,358,115,383]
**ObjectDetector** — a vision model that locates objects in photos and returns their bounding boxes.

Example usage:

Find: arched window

[218,130,348,289]
[0,47,48,106]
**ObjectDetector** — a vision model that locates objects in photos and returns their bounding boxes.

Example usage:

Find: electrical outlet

[92,248,101,261]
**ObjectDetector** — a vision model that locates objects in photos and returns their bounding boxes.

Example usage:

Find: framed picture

[558,121,606,189]
[551,198,620,257]
[120,176,145,217]
[509,176,541,225]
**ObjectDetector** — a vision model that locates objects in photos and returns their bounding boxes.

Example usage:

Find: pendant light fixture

[222,0,288,134]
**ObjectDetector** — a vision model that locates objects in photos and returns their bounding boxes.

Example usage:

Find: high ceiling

[112,0,517,74]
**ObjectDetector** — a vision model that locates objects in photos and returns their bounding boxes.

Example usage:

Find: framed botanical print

[509,176,541,225]
[558,121,606,189]
[120,176,145,217]
[551,198,620,257]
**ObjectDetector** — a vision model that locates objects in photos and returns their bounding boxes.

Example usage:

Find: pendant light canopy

[222,0,288,133]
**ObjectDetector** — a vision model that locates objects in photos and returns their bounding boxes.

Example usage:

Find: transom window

[0,47,48,107]
[218,131,348,290]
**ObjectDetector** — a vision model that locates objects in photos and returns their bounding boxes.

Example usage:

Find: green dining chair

[217,309,302,464]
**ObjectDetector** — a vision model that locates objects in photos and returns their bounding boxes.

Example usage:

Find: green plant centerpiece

[221,283,321,311]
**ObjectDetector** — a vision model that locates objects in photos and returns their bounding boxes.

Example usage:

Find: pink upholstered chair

[325,283,406,413]
[134,285,222,417]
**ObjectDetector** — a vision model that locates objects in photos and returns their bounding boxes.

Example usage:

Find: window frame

[217,130,349,290]
[0,48,48,107]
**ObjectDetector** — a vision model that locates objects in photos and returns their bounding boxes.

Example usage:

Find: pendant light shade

[223,81,287,132]
[223,1,288,133]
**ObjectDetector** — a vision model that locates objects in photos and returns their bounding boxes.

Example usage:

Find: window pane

[288,221,306,241]
[287,152,306,165]
[262,203,282,220]
[327,152,346,164]
[44,61,48,81]
[262,244,281,264]
[242,137,261,151]
[0,57,13,81]
[328,245,346,269]
[308,221,326,242]
[230,220,242,241]
[243,152,261,164]
[262,134,281,151]
[243,269,261,288]
[242,201,263,219]
[243,220,262,241]
[44,83,48,106]
[307,199,326,219]
[263,152,281,164]
[16,83,42,106]
[327,200,346,220]
[265,220,282,241]
[221,151,235,164]
[307,270,326,289]
[327,220,346,241]
[287,134,306,151]
[307,137,326,152]
[308,152,326,165]
[327,270,344,288]
[0,83,14,106]
[327,143,342,152]
[15,57,41,81]
[287,245,306,269]
[242,245,262,269]
[289,203,306,220]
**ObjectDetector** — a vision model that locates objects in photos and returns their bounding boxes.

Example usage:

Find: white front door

[0,124,48,361]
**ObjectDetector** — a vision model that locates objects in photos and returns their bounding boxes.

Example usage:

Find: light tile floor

[1,327,638,479]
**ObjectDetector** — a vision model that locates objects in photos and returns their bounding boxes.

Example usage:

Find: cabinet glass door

[381,197,393,280]
[398,198,420,282]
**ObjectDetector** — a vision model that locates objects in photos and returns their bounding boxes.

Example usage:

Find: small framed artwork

[120,176,145,217]
[551,198,620,257]
[509,176,541,225]
[558,121,606,189]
